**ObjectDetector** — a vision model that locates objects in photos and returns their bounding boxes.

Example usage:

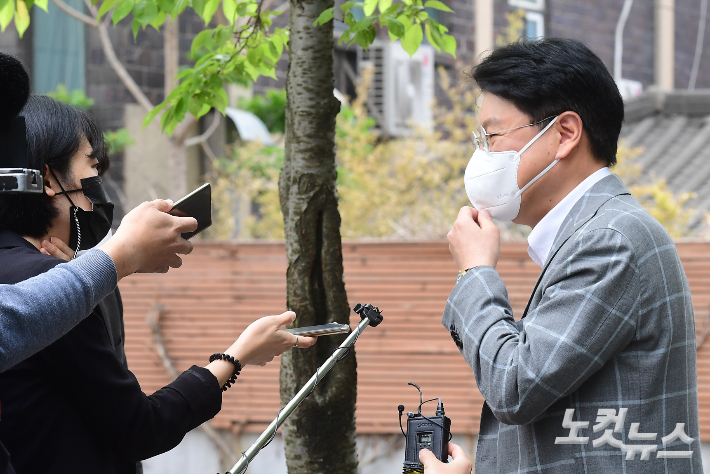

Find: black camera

[398,383,451,474]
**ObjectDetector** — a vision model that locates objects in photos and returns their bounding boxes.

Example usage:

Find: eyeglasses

[471,116,557,152]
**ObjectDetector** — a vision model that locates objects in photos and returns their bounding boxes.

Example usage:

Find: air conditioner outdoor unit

[357,41,435,136]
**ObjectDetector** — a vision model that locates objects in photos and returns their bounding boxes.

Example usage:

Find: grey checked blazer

[443,175,703,473]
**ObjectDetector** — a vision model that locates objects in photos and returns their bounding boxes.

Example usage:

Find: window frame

[524,10,545,39]
[508,0,545,11]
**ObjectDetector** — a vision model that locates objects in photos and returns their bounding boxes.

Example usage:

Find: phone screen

[285,323,351,337]
[168,183,212,239]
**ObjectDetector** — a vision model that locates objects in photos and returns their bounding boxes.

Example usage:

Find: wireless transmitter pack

[398,383,452,474]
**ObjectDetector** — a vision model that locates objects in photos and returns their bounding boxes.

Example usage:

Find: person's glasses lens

[471,131,480,151]
[477,126,489,152]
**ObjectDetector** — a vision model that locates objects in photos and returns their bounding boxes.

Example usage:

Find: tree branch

[51,0,95,25]
[184,112,221,147]
[54,0,155,111]
[87,0,155,111]
[173,115,198,146]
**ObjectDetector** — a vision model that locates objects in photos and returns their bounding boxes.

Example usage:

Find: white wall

[144,431,710,473]
[142,430,478,474]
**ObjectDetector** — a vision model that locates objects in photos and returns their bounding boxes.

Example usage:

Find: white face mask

[464,116,559,222]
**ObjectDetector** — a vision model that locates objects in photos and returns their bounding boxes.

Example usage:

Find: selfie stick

[224,303,384,474]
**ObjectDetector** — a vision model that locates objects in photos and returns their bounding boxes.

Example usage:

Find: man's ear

[554,111,583,161]
[44,164,56,197]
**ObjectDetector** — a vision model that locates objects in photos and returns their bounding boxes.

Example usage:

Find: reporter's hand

[229,311,317,366]
[40,237,74,262]
[420,443,472,474]
[207,312,317,387]
[100,199,198,280]
[447,207,500,270]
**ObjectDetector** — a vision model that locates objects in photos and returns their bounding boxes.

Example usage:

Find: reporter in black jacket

[0,96,316,474]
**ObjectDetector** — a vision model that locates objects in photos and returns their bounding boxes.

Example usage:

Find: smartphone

[168,183,212,239]
[285,323,351,337]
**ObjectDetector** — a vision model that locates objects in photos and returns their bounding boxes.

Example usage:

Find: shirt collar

[0,230,39,251]
[527,167,611,267]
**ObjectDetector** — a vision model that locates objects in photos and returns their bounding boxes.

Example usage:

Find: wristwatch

[456,267,475,283]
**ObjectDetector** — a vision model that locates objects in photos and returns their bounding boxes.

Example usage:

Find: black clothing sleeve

[39,313,222,461]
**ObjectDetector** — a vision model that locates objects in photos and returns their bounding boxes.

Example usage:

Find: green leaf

[112,0,134,25]
[149,9,167,29]
[339,0,353,13]
[190,101,210,118]
[246,47,262,67]
[131,16,140,37]
[144,102,167,128]
[191,0,205,17]
[384,17,404,37]
[174,95,189,121]
[222,0,235,23]
[442,32,456,57]
[0,0,14,31]
[33,0,47,11]
[191,28,211,55]
[200,0,219,23]
[353,28,376,48]
[424,21,440,51]
[14,0,29,37]
[97,0,120,19]
[156,0,174,10]
[382,4,399,15]
[270,34,282,52]
[396,12,412,29]
[352,15,375,31]
[423,0,450,11]
[187,96,203,116]
[214,25,232,45]
[401,23,422,56]
[173,0,188,14]
[160,105,177,134]
[363,0,377,16]
[133,1,158,25]
[378,0,391,12]
[210,87,227,113]
[235,0,246,16]
[314,7,333,26]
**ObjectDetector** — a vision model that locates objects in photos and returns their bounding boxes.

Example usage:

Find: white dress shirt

[527,167,611,267]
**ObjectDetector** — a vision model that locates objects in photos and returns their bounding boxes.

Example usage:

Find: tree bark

[279,0,357,472]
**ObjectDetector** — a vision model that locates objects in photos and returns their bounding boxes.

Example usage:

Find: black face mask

[50,169,114,255]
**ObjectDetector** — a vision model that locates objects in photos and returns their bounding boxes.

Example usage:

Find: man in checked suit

[424,38,703,473]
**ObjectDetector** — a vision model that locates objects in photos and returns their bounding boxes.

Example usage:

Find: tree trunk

[278,0,357,472]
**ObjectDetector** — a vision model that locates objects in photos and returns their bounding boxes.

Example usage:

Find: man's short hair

[469,38,624,167]
[0,96,109,239]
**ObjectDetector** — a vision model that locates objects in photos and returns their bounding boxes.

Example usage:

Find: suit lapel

[520,174,632,319]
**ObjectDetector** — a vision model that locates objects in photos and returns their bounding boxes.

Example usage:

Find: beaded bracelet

[209,353,242,391]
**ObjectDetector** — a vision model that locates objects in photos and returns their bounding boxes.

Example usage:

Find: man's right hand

[101,199,198,280]
[420,443,472,474]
